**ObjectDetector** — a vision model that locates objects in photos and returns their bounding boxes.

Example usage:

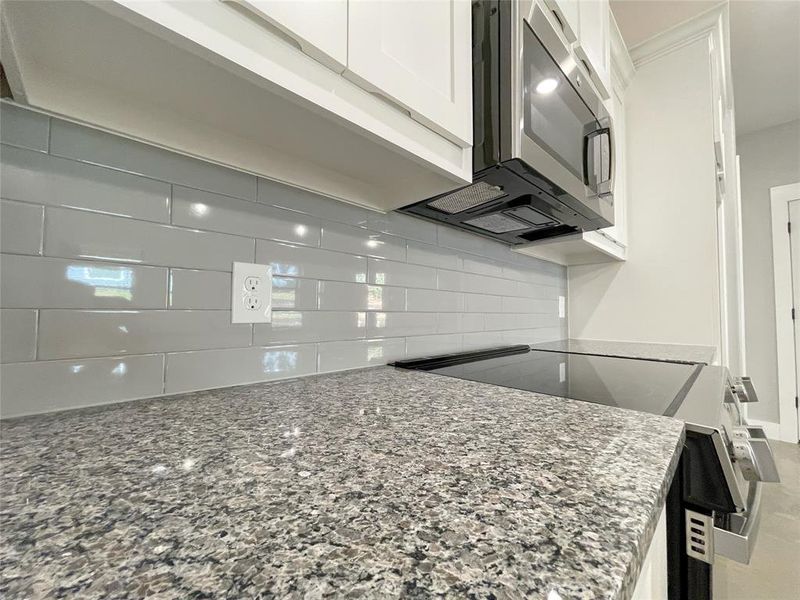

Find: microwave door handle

[583,130,599,188]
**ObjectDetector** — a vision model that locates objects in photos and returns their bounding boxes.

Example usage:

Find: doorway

[770,182,800,443]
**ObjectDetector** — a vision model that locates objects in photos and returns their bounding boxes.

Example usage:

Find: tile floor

[714,441,800,599]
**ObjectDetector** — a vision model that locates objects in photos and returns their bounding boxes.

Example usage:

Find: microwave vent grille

[428,182,506,214]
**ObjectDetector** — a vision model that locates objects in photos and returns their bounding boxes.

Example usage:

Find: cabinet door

[574,0,611,99]
[600,81,626,245]
[544,0,580,43]
[233,0,347,72]
[345,0,472,146]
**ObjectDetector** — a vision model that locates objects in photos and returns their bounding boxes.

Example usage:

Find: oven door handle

[713,481,763,564]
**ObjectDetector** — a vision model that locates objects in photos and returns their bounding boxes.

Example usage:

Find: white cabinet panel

[232,0,347,72]
[345,0,472,146]
[574,0,611,99]
[544,0,579,43]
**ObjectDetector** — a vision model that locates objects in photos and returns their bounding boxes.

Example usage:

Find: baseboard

[746,418,783,442]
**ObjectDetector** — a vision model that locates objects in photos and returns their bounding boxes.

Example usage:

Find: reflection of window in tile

[272,277,297,309]
[66,265,133,301]
[112,362,127,376]
[373,273,385,285]
[367,345,384,361]
[262,350,298,373]
[374,313,387,328]
[357,312,366,328]
[273,311,302,328]
[367,286,383,310]
[273,263,299,276]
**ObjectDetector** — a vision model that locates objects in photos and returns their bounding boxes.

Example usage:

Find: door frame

[770,181,800,443]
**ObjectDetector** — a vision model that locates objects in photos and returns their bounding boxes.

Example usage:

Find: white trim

[609,11,635,91]
[770,182,800,443]
[745,418,782,442]
[735,156,747,373]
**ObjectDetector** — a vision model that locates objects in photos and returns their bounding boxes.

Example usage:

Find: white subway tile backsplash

[318,281,405,312]
[406,241,461,270]
[256,239,367,282]
[45,207,254,270]
[49,119,256,200]
[369,259,437,289]
[0,309,37,363]
[0,103,49,152]
[0,145,171,222]
[406,333,462,358]
[0,200,43,255]
[165,344,317,394]
[0,103,567,417]
[38,310,252,359]
[317,338,406,372]
[258,177,370,227]
[367,312,438,338]
[406,289,464,312]
[1,254,168,309]
[254,311,366,344]
[321,222,406,261]
[172,186,321,246]
[0,354,165,418]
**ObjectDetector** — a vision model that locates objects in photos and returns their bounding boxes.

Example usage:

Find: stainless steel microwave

[398,0,615,245]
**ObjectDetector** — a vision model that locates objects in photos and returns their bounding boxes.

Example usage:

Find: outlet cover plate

[232,262,272,323]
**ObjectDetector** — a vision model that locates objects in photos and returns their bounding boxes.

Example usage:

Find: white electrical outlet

[231,262,272,324]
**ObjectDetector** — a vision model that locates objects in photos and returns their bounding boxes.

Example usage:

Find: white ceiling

[611,0,800,136]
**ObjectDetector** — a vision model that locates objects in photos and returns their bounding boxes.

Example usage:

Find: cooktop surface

[398,347,703,417]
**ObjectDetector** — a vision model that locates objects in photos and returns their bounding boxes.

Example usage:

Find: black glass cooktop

[394,346,703,417]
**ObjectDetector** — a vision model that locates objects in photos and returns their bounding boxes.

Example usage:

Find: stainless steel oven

[399,0,614,245]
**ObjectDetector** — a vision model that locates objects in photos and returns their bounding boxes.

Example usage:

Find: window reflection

[262,350,298,373]
[374,313,387,328]
[367,286,383,310]
[367,345,384,361]
[66,265,134,301]
[273,311,302,328]
[373,273,385,285]
[272,277,297,309]
[273,263,299,277]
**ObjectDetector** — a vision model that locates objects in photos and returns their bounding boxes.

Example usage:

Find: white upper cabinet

[344,0,472,146]
[573,0,611,99]
[230,0,348,72]
[544,0,580,43]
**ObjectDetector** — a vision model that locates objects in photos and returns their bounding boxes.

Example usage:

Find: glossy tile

[0,103,49,151]
[165,344,317,394]
[256,239,367,282]
[368,259,437,289]
[49,119,256,200]
[37,310,252,359]
[1,254,167,309]
[502,296,558,314]
[172,186,321,246]
[258,177,370,226]
[461,272,518,296]
[0,200,43,255]
[44,207,254,270]
[406,241,461,270]
[254,311,366,345]
[0,145,171,222]
[484,312,555,331]
[436,269,464,292]
[406,333,462,358]
[436,313,462,334]
[169,269,231,310]
[462,256,504,277]
[502,329,541,345]
[0,309,37,363]
[318,281,405,312]
[464,293,501,313]
[367,211,437,244]
[270,277,318,310]
[321,222,406,261]
[406,288,464,312]
[367,312,438,338]
[461,313,485,333]
[317,338,406,372]
[0,354,164,418]
[462,331,504,350]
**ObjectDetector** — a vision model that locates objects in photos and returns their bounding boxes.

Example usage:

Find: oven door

[516,4,613,214]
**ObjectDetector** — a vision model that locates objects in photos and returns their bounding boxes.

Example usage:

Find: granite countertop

[531,338,717,365]
[1,367,684,600]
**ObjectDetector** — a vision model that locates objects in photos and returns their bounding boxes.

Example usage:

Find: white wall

[737,119,800,423]
[568,39,722,353]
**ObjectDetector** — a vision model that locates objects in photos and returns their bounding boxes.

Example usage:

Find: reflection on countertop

[531,338,717,365]
[0,366,684,599]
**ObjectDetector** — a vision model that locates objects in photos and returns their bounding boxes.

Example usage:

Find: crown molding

[629,2,726,68]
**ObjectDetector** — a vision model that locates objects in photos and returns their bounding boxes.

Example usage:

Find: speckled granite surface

[531,338,717,365]
[1,367,684,600]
